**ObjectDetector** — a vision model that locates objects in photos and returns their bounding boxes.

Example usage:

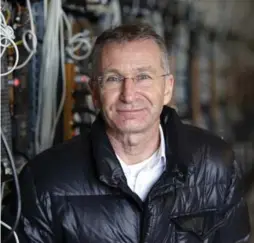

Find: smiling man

[2,24,250,243]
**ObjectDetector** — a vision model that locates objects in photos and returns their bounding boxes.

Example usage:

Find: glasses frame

[96,73,170,90]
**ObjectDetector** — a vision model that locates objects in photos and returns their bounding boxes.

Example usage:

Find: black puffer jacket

[2,107,250,243]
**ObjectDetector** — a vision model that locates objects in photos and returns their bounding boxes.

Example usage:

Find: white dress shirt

[116,125,166,201]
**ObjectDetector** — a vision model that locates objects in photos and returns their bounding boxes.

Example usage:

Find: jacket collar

[90,106,192,186]
[90,113,126,187]
[160,106,192,180]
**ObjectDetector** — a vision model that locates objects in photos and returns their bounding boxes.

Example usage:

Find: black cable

[1,129,21,243]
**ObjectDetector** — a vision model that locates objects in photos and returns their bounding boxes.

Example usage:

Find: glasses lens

[102,75,122,90]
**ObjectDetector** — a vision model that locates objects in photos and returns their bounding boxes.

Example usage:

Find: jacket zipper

[139,199,149,243]
[139,170,170,243]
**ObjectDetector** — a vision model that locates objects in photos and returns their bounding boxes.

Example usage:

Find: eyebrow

[102,66,157,75]
[135,66,157,73]
[102,68,121,75]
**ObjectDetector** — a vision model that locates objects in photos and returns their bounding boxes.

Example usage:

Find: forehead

[100,39,163,73]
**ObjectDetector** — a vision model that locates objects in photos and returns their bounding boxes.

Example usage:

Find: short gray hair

[90,23,170,83]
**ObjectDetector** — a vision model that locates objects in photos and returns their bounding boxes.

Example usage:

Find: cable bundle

[0,9,19,76]
[1,130,21,243]
[1,1,37,242]
[35,0,66,154]
[99,0,122,31]
[62,11,93,61]
[15,0,37,70]
[66,30,92,61]
[36,2,97,153]
[0,0,37,77]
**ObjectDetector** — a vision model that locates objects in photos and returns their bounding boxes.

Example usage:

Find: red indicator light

[81,76,88,82]
[14,78,20,87]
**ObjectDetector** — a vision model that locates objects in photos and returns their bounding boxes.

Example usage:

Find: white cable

[0,11,19,76]
[44,0,47,25]
[36,0,60,153]
[1,221,20,243]
[0,8,7,27]
[50,12,66,144]
[66,33,92,60]
[35,0,64,153]
[0,36,19,77]
[0,0,37,75]
[14,0,37,70]
[1,181,6,202]
[62,10,92,61]
[100,0,122,30]
[1,128,22,243]
[111,0,122,27]
[62,10,72,40]
[35,2,93,153]
[0,25,14,57]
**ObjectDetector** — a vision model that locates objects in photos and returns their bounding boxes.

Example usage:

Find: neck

[107,122,160,165]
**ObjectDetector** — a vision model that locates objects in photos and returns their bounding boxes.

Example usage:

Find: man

[2,24,250,243]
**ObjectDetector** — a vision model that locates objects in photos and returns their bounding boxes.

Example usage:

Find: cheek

[143,87,165,104]
[99,91,119,111]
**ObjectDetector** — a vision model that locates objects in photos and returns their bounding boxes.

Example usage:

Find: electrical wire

[35,2,95,153]
[5,9,11,24]
[35,0,64,153]
[35,0,59,153]
[50,10,66,145]
[0,0,37,76]
[35,0,98,153]
[62,12,93,61]
[1,181,6,202]
[0,11,20,76]
[101,0,122,30]
[14,0,37,70]
[62,11,72,40]
[1,221,19,243]
[0,129,21,243]
[0,21,14,57]
[66,31,92,60]
[44,0,48,25]
[111,0,122,27]
[7,40,23,47]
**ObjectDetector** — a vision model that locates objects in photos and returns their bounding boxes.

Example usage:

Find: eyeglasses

[97,73,169,91]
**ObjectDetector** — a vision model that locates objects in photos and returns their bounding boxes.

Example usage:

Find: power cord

[62,11,93,61]
[1,221,19,243]
[1,129,21,243]
[65,30,92,60]
[0,0,37,76]
[15,0,37,70]
[35,0,66,154]
[0,10,19,76]
[50,8,67,147]
[35,3,94,154]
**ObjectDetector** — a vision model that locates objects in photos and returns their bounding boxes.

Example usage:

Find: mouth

[117,109,144,113]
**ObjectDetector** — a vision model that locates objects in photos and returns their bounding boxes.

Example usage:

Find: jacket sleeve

[2,165,55,243]
[213,158,251,243]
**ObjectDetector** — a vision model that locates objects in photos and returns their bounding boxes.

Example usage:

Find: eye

[105,76,122,82]
[136,74,152,81]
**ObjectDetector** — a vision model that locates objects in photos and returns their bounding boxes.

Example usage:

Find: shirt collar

[117,125,166,171]
[158,124,166,168]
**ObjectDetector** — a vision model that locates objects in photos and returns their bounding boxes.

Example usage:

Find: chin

[107,110,158,133]
[115,121,150,134]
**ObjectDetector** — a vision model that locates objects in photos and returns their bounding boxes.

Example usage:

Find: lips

[116,109,145,119]
[117,109,144,113]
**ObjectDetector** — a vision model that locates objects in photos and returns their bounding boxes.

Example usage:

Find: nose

[120,78,135,103]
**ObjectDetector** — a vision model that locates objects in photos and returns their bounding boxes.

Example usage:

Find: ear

[89,80,101,109]
[163,74,174,105]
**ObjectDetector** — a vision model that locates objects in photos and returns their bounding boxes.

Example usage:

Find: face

[91,39,174,134]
